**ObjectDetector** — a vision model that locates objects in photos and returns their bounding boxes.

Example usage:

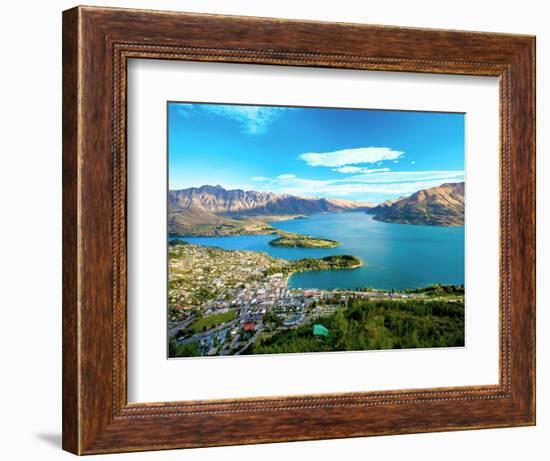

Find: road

[176,318,240,346]
[235,321,263,355]
[167,315,197,338]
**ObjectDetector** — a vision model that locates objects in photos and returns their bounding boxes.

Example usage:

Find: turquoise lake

[175,212,465,291]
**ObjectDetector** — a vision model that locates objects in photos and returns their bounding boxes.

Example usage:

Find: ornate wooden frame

[62,5,536,455]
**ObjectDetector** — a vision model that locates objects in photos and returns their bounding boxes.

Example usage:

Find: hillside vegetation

[247,298,464,355]
[268,233,339,248]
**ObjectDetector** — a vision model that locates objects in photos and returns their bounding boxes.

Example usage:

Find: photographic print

[167,102,465,358]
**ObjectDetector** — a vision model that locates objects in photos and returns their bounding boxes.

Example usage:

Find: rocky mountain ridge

[370,182,465,226]
[168,185,374,216]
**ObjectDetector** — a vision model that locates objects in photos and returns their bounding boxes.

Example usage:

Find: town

[168,241,464,357]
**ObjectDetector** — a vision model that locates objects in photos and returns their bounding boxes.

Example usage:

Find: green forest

[268,233,339,248]
[246,299,464,355]
[265,254,362,277]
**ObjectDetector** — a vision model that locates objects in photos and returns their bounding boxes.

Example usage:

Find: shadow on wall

[35,433,61,448]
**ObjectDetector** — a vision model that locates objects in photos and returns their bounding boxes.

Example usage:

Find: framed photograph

[62,6,535,455]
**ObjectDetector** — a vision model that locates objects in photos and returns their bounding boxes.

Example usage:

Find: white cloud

[175,103,194,118]
[277,174,297,180]
[333,166,363,173]
[299,147,404,167]
[333,166,391,174]
[251,176,270,182]
[176,103,286,135]
[345,170,464,184]
[245,170,464,202]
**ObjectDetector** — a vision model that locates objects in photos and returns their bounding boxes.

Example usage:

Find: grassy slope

[169,208,276,236]
[181,310,238,336]
[169,209,342,249]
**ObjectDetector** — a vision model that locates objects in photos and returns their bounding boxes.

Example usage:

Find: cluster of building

[168,243,420,356]
[173,273,322,356]
[168,244,286,322]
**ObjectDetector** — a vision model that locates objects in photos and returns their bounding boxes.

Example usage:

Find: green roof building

[313,324,329,337]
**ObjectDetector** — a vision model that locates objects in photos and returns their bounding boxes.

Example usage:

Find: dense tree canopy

[247,299,464,355]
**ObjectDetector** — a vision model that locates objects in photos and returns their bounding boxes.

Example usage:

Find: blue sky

[168,102,464,203]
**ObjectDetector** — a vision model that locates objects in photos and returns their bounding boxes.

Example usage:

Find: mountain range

[169,185,374,216]
[369,182,465,226]
[168,185,376,236]
[168,182,464,235]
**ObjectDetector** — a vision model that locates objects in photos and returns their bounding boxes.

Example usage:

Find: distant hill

[168,185,374,235]
[370,182,465,226]
[169,185,374,216]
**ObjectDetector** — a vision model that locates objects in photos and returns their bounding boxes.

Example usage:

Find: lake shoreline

[171,212,465,291]
[285,258,363,290]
